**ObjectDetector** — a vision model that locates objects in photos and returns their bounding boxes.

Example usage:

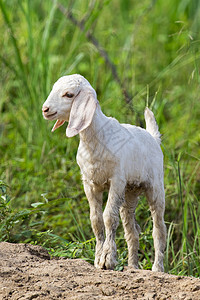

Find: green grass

[0,0,200,277]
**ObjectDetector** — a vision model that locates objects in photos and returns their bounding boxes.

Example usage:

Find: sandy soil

[0,242,200,300]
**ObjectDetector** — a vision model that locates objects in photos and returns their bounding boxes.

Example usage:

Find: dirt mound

[0,242,200,300]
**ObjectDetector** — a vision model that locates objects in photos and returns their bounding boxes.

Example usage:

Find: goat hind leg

[146,187,166,272]
[120,192,140,269]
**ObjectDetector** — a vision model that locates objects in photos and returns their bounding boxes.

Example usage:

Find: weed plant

[0,0,199,277]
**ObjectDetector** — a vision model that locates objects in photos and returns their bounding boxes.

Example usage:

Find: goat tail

[144,107,161,145]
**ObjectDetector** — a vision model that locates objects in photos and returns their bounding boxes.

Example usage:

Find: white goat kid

[42,74,166,272]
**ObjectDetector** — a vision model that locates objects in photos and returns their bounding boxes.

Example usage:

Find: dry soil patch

[0,242,200,299]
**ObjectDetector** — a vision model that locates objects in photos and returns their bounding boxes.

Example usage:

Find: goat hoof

[128,264,139,270]
[94,256,101,269]
[152,263,164,272]
[98,252,116,270]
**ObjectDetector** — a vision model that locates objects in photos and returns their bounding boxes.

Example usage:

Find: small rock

[192,285,200,292]
[144,292,157,299]
[101,286,116,296]
[179,292,187,300]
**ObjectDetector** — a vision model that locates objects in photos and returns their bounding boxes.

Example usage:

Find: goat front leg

[83,180,105,268]
[99,179,125,270]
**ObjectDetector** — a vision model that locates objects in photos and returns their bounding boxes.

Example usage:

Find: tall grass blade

[0,0,30,95]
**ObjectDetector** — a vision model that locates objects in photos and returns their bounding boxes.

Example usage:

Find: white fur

[42,74,166,271]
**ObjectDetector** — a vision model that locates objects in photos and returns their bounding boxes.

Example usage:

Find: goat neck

[79,104,109,144]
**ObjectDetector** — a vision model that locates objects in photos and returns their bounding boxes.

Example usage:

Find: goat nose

[42,106,49,113]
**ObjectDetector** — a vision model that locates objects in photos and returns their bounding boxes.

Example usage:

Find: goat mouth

[45,112,57,120]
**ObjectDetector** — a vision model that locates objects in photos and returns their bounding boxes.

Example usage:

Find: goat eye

[62,92,74,98]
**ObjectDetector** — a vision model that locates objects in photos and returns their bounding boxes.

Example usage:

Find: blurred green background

[0,0,199,277]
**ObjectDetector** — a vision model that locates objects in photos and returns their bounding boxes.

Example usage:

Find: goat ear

[51,120,65,132]
[66,88,98,137]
